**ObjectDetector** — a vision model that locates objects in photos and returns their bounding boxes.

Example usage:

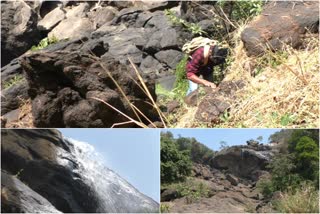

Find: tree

[256,136,263,142]
[219,141,228,150]
[294,136,319,185]
[161,132,192,184]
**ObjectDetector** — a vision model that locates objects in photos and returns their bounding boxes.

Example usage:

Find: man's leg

[186,80,198,95]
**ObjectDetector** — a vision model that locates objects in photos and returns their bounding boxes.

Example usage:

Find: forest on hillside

[160,129,319,213]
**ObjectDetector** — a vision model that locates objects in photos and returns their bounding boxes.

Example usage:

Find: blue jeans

[186,72,213,95]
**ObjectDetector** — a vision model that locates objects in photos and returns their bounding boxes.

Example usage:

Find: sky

[164,128,282,151]
[58,129,160,202]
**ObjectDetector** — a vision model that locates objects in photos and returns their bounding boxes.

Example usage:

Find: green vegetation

[173,55,189,99]
[31,36,59,51]
[161,132,215,203]
[161,132,192,184]
[163,178,211,204]
[3,74,24,89]
[217,0,265,23]
[175,135,215,165]
[160,204,170,213]
[164,9,205,36]
[258,129,319,212]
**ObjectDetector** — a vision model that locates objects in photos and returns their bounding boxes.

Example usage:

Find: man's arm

[188,74,217,88]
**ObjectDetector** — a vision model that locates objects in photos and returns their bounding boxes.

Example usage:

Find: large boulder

[242,1,319,56]
[48,17,96,40]
[1,0,42,66]
[37,7,66,32]
[20,39,158,127]
[212,145,274,180]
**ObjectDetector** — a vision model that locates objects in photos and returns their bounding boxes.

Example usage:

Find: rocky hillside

[161,142,279,213]
[1,129,159,213]
[1,1,319,128]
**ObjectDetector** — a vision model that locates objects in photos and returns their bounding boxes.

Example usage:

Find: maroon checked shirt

[186,47,215,78]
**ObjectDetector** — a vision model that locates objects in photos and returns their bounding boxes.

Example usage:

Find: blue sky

[163,128,282,151]
[58,129,160,202]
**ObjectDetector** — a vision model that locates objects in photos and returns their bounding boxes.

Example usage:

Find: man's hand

[204,81,217,89]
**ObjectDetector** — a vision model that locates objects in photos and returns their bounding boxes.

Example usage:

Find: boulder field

[1,0,318,127]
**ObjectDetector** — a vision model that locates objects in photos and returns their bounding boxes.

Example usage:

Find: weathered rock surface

[242,1,319,56]
[212,145,273,180]
[20,43,157,127]
[193,80,246,123]
[38,7,66,32]
[1,0,42,66]
[48,17,96,40]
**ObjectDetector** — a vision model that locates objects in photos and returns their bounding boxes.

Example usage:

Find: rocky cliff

[1,129,159,213]
[161,143,277,213]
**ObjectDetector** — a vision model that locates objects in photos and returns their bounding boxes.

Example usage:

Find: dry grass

[6,98,34,128]
[222,35,319,128]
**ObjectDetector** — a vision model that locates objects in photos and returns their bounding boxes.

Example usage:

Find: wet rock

[1,171,61,213]
[242,1,319,56]
[1,0,41,66]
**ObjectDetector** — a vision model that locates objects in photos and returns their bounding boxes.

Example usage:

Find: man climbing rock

[186,45,228,95]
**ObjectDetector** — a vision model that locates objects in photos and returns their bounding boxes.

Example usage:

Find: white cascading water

[56,137,158,213]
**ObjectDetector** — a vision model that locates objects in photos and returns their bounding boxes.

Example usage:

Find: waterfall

[56,137,158,213]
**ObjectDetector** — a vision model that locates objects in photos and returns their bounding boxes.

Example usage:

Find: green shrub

[175,179,211,204]
[31,36,59,51]
[273,183,319,213]
[164,9,205,36]
[217,0,265,22]
[172,55,189,99]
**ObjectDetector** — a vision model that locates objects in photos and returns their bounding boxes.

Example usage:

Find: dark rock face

[161,188,179,202]
[242,1,319,56]
[1,129,159,213]
[194,80,246,123]
[1,0,42,66]
[20,43,157,127]
[212,145,273,181]
[1,129,100,213]
[1,171,61,213]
